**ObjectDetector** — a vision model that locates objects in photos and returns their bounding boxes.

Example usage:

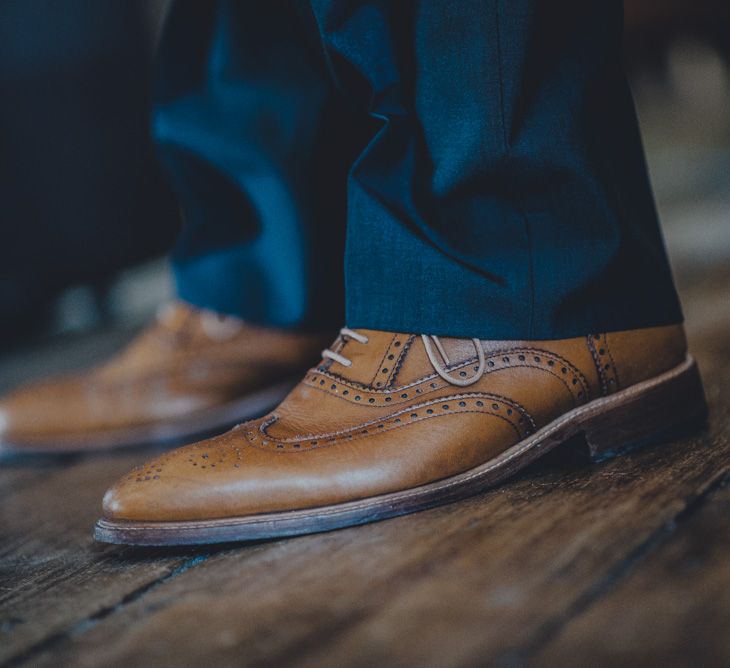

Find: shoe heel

[581,357,708,462]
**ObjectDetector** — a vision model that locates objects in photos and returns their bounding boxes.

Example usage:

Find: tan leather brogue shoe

[95,324,707,545]
[0,302,330,454]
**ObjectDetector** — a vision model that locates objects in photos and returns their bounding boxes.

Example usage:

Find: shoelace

[322,328,369,367]
[421,334,486,387]
[322,328,487,387]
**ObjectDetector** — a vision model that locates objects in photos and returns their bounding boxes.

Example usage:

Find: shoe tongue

[156,302,197,333]
[393,336,487,385]
[326,330,413,388]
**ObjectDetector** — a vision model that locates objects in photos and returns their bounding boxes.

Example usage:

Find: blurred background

[0,0,728,372]
[0,0,179,344]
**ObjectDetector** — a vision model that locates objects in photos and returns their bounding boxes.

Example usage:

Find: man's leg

[154,0,362,330]
[97,2,707,545]
[310,0,682,339]
[0,0,364,453]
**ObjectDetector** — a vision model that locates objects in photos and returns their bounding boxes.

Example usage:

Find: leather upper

[0,302,329,441]
[102,324,687,521]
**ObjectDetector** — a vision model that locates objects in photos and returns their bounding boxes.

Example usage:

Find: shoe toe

[0,404,9,441]
[0,395,27,450]
[101,457,201,522]
[101,430,256,522]
[102,472,191,522]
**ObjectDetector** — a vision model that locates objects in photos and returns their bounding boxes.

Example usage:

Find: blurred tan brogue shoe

[95,324,706,545]
[0,302,330,454]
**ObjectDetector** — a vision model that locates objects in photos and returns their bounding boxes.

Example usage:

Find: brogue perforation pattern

[242,392,533,453]
[587,333,620,396]
[305,347,590,407]
[371,334,415,388]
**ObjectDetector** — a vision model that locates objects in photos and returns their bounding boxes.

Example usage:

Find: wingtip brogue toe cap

[100,456,211,523]
[99,433,266,523]
[101,474,196,523]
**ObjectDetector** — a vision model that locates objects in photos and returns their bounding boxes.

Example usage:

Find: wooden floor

[1,270,728,668]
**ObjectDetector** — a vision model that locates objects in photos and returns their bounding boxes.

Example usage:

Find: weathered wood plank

[0,462,63,502]
[17,352,728,668]
[534,479,730,667]
[0,453,201,665]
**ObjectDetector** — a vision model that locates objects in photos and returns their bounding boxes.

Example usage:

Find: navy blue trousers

[154,0,682,339]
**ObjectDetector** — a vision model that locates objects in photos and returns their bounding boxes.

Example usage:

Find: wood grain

[535,479,730,667]
[0,453,200,665]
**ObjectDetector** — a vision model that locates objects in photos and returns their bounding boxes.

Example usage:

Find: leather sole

[0,380,297,455]
[94,356,707,546]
